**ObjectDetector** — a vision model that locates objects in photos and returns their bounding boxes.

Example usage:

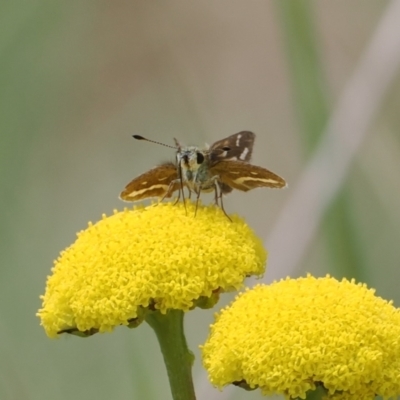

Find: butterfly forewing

[120,162,179,201]
[209,131,255,164]
[210,160,286,192]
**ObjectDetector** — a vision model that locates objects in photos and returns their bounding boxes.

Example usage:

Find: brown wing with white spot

[210,160,286,192]
[209,131,255,164]
[120,162,180,201]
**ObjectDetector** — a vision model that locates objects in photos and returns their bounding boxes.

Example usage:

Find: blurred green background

[1,1,400,399]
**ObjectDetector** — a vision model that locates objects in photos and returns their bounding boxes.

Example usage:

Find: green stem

[145,309,196,400]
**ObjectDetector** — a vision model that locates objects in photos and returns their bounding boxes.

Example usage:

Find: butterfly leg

[213,182,220,206]
[172,187,181,205]
[176,160,188,214]
[173,187,192,206]
[215,181,232,221]
[160,179,181,203]
[194,188,201,217]
[170,181,190,216]
[209,176,231,221]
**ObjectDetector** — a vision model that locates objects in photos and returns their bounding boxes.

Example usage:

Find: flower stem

[145,309,196,400]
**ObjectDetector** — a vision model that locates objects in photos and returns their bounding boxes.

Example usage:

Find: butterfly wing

[209,131,256,194]
[120,162,180,201]
[210,160,286,192]
[209,131,255,164]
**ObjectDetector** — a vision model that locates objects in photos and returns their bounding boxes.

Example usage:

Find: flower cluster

[202,275,400,400]
[37,202,266,337]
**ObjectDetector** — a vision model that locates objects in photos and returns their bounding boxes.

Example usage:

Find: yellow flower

[201,275,400,400]
[37,201,266,338]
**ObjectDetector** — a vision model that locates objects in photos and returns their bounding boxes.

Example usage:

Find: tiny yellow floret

[37,202,266,337]
[202,275,400,400]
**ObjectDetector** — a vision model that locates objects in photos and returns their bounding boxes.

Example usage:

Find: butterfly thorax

[176,146,215,194]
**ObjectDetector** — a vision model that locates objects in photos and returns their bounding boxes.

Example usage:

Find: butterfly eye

[196,152,205,164]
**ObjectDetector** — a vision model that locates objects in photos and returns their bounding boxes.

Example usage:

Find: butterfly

[120,131,286,216]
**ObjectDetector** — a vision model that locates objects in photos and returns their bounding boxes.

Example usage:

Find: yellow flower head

[202,275,400,400]
[37,202,266,338]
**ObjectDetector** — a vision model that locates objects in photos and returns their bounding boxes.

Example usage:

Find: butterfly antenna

[133,135,177,150]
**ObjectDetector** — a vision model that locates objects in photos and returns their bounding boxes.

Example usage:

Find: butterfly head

[176,146,207,172]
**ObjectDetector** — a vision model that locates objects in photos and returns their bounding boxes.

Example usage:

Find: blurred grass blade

[276,0,329,152]
[266,0,400,281]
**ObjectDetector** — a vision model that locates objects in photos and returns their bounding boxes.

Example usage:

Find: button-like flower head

[202,275,400,399]
[38,202,266,338]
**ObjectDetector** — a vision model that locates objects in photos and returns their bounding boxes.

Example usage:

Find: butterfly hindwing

[210,160,286,192]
